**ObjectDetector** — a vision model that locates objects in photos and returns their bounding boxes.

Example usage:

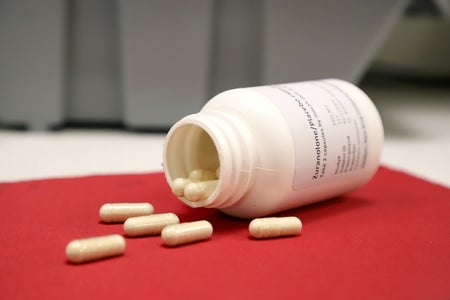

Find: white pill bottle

[163,79,383,218]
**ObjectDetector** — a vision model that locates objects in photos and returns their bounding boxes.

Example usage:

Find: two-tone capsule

[66,234,126,264]
[124,213,180,237]
[99,202,154,223]
[249,217,302,239]
[162,220,213,246]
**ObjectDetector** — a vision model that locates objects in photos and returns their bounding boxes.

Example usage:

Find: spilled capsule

[99,202,154,223]
[124,213,180,237]
[66,234,126,264]
[161,220,213,246]
[249,217,302,239]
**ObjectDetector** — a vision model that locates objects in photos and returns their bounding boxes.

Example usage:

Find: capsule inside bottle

[164,124,221,204]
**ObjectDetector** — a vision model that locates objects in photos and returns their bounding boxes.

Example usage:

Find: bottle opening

[164,123,221,206]
[165,124,220,179]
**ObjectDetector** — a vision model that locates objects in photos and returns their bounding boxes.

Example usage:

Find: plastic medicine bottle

[163,79,383,218]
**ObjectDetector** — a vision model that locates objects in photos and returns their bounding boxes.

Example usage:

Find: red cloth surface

[0,166,449,299]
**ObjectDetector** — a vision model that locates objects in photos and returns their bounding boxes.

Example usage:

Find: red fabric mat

[0,166,449,299]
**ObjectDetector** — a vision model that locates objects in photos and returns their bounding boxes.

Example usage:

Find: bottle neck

[163,109,254,209]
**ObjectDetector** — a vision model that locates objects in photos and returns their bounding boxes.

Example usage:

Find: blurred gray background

[0,0,449,185]
[1,0,449,130]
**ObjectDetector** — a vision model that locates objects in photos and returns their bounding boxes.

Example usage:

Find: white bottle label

[254,80,369,190]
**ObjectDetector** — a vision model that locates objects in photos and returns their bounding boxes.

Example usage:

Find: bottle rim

[163,112,253,208]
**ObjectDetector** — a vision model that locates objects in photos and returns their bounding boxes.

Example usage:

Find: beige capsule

[66,234,126,264]
[215,166,220,179]
[99,202,154,223]
[161,220,213,246]
[171,178,193,197]
[188,169,217,181]
[184,180,218,202]
[124,213,180,237]
[249,217,302,239]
